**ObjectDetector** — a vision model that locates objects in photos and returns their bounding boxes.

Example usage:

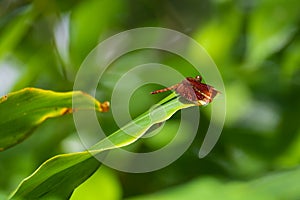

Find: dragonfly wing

[193,83,219,105]
[175,79,198,102]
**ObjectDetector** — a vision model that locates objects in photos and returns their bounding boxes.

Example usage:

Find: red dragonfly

[151,75,219,106]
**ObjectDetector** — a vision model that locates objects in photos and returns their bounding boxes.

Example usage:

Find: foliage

[0,88,109,151]
[7,91,194,199]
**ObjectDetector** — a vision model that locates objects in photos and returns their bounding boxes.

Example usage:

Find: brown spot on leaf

[61,108,74,115]
[100,101,110,112]
[0,95,8,103]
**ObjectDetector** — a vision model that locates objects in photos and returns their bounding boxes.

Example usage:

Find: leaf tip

[0,95,8,103]
[99,101,110,112]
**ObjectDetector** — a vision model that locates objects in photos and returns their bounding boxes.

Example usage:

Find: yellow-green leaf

[0,88,109,151]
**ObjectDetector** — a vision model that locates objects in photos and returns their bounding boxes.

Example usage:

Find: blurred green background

[0,0,300,199]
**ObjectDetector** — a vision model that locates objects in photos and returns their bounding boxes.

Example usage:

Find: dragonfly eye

[195,75,202,82]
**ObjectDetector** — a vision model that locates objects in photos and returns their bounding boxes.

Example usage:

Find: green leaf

[246,0,299,68]
[194,4,242,64]
[70,0,124,66]
[0,88,109,151]
[0,6,36,59]
[71,166,122,200]
[126,167,300,200]
[9,152,100,200]
[9,94,196,200]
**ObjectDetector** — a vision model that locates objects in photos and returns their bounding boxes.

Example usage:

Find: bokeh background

[0,0,300,199]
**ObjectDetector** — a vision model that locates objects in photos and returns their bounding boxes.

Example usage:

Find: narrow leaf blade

[9,95,196,200]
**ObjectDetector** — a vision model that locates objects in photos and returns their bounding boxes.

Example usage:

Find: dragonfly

[151,75,219,106]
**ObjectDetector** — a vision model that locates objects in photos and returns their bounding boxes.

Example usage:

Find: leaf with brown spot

[0,88,109,151]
